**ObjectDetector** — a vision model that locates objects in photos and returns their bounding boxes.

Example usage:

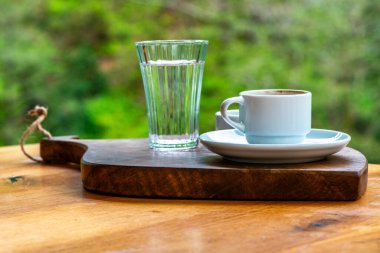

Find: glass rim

[135,40,208,46]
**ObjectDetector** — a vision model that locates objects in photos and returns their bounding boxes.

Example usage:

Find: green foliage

[1,0,380,162]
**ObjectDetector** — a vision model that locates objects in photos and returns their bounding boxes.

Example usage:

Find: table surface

[1,144,380,253]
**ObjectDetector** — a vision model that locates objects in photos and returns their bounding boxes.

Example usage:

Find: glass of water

[135,40,208,150]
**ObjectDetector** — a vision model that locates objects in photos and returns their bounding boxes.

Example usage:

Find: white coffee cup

[220,89,311,144]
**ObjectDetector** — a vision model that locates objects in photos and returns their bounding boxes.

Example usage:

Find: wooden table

[1,144,380,253]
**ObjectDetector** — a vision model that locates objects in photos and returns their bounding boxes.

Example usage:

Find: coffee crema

[257,90,306,95]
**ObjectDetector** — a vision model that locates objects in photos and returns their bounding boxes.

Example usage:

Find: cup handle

[220,96,245,132]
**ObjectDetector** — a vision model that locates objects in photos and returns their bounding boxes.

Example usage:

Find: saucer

[199,129,351,164]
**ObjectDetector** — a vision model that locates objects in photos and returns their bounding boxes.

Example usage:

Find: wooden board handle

[40,136,86,165]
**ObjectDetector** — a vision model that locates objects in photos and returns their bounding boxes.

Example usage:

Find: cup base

[246,135,306,144]
[149,139,198,151]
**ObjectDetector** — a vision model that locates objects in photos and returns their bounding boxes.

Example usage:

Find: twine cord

[20,105,52,162]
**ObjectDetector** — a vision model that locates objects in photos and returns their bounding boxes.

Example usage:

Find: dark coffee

[257,90,306,95]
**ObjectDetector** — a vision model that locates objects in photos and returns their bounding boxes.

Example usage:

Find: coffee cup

[220,89,311,144]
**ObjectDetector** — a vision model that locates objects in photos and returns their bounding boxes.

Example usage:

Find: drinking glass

[135,40,208,150]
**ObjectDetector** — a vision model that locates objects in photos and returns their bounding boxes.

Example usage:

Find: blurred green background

[1,0,380,162]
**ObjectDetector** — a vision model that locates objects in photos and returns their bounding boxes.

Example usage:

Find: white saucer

[199,129,351,164]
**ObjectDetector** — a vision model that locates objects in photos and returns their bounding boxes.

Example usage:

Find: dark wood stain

[293,214,356,232]
[308,218,341,229]
[8,176,24,184]
[40,137,368,201]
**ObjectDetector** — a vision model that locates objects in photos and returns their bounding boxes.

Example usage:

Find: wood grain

[0,144,379,253]
[40,137,367,200]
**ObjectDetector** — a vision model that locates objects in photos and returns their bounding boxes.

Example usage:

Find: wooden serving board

[40,137,368,201]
